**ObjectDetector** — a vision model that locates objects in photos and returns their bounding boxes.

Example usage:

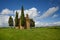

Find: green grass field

[0,27,60,40]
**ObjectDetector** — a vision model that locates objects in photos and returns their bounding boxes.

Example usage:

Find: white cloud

[40,7,59,19]
[0,7,40,27]
[0,15,15,27]
[0,8,14,27]
[35,21,49,27]
[1,8,14,15]
[52,14,58,18]
[53,22,60,26]
[0,15,9,27]
[27,7,39,18]
[35,21,60,27]
[0,7,60,27]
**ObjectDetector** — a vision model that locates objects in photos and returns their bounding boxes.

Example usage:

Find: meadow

[0,27,60,40]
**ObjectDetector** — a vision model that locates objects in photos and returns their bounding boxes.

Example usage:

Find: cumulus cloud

[0,15,9,27]
[0,7,59,27]
[0,15,15,27]
[0,7,40,27]
[0,8,15,27]
[1,8,14,15]
[53,21,60,26]
[35,21,50,27]
[35,21,60,27]
[26,7,39,18]
[40,7,59,19]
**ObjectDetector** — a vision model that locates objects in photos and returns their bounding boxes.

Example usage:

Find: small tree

[15,11,19,26]
[8,16,13,27]
[30,19,35,27]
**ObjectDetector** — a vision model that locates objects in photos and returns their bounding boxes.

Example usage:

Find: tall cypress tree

[8,16,13,26]
[20,6,25,26]
[15,11,19,26]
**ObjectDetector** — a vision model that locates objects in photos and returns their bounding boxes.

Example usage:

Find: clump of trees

[8,6,35,28]
[8,16,13,27]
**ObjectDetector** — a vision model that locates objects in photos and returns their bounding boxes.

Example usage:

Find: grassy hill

[0,27,60,40]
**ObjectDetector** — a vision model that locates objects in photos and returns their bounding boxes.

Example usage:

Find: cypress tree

[20,6,25,26]
[8,16,13,26]
[15,11,19,26]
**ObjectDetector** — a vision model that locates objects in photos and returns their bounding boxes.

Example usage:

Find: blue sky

[0,0,60,27]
